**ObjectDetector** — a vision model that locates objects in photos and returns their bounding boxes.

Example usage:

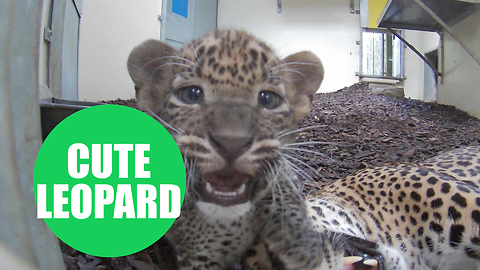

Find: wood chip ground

[62,83,480,269]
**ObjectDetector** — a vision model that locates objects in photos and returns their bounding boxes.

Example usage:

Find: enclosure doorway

[361,28,404,79]
[161,0,218,50]
[49,0,82,100]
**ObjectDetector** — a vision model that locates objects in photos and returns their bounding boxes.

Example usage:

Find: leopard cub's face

[127,30,324,214]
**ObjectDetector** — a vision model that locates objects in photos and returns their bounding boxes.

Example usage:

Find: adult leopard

[307,145,480,270]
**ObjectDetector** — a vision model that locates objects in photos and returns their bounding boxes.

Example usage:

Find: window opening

[361,29,403,78]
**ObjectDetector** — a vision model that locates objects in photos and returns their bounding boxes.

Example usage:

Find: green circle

[34,105,185,257]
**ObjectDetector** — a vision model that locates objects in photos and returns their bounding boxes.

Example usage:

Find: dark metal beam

[387,28,442,77]
[412,0,480,66]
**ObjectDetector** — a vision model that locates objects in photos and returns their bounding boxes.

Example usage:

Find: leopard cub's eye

[177,86,204,104]
[258,91,282,110]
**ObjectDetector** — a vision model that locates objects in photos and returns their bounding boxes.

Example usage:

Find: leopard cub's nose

[209,135,253,162]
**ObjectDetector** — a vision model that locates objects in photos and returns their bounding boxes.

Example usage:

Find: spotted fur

[128,29,480,270]
[128,30,340,270]
[308,145,480,270]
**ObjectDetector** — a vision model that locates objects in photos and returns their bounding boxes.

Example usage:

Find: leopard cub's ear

[127,39,177,88]
[281,51,324,121]
[127,40,177,110]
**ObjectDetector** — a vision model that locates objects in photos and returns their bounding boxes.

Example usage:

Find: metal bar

[358,74,406,81]
[381,33,385,76]
[440,31,445,84]
[386,34,393,76]
[359,28,364,76]
[400,30,405,77]
[387,28,441,77]
[73,0,83,17]
[412,0,480,66]
[371,36,375,75]
[277,0,282,13]
[49,0,67,98]
[456,0,480,3]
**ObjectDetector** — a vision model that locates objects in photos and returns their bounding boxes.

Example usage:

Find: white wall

[438,10,480,118]
[78,0,162,101]
[217,0,361,93]
[402,30,439,100]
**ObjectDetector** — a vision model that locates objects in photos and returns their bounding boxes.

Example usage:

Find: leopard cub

[127,29,344,269]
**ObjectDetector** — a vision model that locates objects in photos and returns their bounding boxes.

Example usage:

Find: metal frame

[378,0,480,68]
[49,0,67,97]
[412,0,480,66]
[49,0,82,99]
[457,0,480,4]
[439,32,445,84]
[378,0,480,31]
[160,0,168,42]
[387,28,442,77]
[359,74,406,81]
[359,28,405,80]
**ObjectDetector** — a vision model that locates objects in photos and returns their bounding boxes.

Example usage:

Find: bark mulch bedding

[62,82,480,269]
[297,83,480,190]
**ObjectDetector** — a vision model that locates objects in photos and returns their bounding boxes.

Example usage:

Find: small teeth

[236,183,246,194]
[344,256,378,268]
[363,259,378,267]
[343,256,363,266]
[205,182,246,197]
[214,190,237,196]
[206,182,213,193]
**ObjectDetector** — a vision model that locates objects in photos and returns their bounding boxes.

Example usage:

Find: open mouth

[197,168,253,207]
